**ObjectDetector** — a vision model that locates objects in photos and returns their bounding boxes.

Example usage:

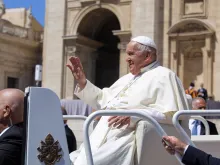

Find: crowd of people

[0,36,219,165]
[185,82,208,100]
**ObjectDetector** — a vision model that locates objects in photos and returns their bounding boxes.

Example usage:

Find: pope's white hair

[135,42,157,56]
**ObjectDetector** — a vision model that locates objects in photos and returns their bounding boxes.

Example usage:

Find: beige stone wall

[2,8,43,31]
[2,8,27,27]
[42,0,66,97]
[131,0,164,64]
[0,33,41,91]
[0,4,43,92]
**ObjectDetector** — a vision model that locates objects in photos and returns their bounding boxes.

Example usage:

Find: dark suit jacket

[65,125,77,153]
[200,120,218,135]
[182,145,220,165]
[0,123,23,165]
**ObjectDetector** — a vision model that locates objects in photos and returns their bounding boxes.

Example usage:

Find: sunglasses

[198,107,206,109]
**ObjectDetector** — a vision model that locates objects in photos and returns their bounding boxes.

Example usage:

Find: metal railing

[63,115,87,121]
[190,116,210,135]
[83,110,185,165]
[173,110,220,147]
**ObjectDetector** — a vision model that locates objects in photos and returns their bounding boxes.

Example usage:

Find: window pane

[7,77,19,88]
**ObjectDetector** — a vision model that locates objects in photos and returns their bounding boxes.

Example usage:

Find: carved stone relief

[174,23,207,33]
[185,51,203,59]
[26,6,33,28]
[65,46,81,56]
[185,1,204,15]
[80,0,101,6]
[181,0,207,18]
[0,19,42,42]
[0,21,28,38]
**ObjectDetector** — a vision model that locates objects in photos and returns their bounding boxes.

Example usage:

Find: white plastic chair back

[134,120,190,165]
[192,135,220,158]
[67,118,94,149]
[24,87,71,165]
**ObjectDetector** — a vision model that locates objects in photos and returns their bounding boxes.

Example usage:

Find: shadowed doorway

[77,8,120,88]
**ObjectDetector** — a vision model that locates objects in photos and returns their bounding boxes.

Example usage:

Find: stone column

[163,0,171,67]
[202,47,208,92]
[131,0,164,64]
[113,30,131,77]
[63,46,75,99]
[170,38,178,74]
[0,58,4,89]
[79,46,98,84]
[118,42,129,77]
[42,0,66,97]
[62,35,103,98]
[179,49,185,82]
[204,35,213,97]
[63,45,81,99]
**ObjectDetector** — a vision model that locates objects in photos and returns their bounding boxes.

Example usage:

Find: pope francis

[66,36,189,165]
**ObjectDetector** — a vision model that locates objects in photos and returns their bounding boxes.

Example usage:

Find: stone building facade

[43,0,220,100]
[0,3,43,91]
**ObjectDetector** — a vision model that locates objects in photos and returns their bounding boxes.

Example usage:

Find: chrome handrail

[63,115,87,120]
[83,110,184,165]
[173,110,220,147]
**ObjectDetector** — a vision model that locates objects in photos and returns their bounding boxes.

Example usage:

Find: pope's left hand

[108,116,130,128]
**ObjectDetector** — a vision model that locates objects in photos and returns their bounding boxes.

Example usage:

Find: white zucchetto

[131,36,157,50]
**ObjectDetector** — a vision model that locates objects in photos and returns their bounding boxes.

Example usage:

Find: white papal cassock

[70,61,189,165]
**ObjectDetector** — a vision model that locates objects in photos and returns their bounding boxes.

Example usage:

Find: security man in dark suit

[61,106,77,153]
[190,97,218,135]
[162,136,220,165]
[0,89,24,165]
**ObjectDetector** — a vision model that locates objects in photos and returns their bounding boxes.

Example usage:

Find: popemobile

[23,87,220,165]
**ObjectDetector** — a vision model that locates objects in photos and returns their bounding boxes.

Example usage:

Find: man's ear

[3,105,11,118]
[144,52,151,63]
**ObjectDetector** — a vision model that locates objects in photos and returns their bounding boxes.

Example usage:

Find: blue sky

[4,0,45,26]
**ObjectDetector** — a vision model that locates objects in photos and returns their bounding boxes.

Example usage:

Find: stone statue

[26,6,33,28]
[0,0,5,18]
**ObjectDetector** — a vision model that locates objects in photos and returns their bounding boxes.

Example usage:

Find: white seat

[135,120,190,165]
[192,135,220,158]
[67,118,94,149]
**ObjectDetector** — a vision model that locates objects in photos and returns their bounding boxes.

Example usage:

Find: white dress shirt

[0,127,10,136]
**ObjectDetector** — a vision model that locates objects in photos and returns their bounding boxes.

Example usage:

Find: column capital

[65,45,81,56]
[113,30,131,51]
[117,42,128,51]
[113,30,131,42]
[63,34,103,50]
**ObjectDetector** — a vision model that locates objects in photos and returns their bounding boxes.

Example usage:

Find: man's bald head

[192,97,206,110]
[0,89,24,125]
